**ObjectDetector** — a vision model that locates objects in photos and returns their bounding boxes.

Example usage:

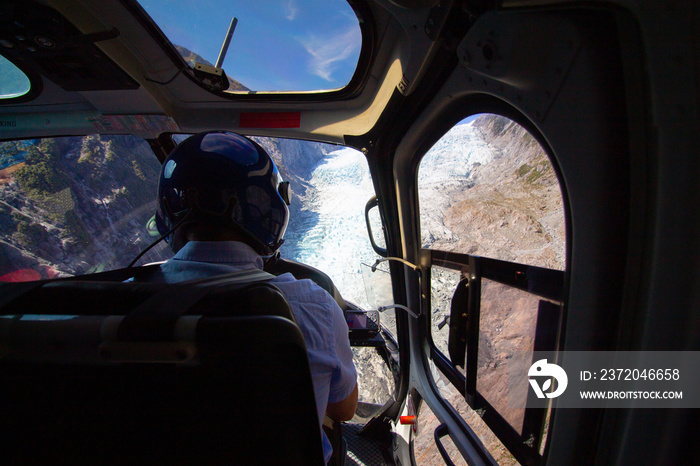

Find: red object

[239,112,301,129]
[400,415,416,425]
[0,268,42,282]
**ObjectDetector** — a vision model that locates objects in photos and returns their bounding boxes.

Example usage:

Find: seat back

[0,277,325,465]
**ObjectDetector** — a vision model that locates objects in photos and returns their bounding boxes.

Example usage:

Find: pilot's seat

[0,270,325,465]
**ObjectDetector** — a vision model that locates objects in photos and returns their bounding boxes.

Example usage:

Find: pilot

[148,131,357,463]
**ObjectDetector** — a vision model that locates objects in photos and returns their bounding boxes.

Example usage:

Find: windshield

[0,136,168,281]
[138,0,362,92]
[0,134,380,310]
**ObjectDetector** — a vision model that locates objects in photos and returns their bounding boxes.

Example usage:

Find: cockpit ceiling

[0,1,139,92]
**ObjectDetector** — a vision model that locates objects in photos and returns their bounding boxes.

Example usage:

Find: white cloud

[299,26,361,83]
[284,0,298,21]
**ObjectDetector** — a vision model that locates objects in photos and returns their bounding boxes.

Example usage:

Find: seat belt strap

[117,268,277,342]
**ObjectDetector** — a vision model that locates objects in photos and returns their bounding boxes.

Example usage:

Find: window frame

[423,248,565,464]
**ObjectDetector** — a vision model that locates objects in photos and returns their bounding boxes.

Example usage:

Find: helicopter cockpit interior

[1,0,698,465]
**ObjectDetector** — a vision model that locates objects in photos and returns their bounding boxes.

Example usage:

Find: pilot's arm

[327,384,358,421]
[325,302,358,422]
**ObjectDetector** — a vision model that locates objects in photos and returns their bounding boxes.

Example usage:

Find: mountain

[0,114,564,303]
[0,113,564,306]
[421,115,564,269]
[0,136,164,277]
[253,135,331,196]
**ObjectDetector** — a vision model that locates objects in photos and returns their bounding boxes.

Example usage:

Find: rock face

[0,136,164,276]
[423,115,565,269]
[252,135,330,204]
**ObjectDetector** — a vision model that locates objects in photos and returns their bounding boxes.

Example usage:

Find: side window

[416,114,566,464]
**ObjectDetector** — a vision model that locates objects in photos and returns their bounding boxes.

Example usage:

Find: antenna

[215,17,238,69]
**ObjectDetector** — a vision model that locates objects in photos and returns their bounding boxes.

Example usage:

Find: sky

[139,0,362,92]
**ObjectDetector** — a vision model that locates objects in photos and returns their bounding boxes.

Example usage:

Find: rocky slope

[0,136,164,277]
[0,134,336,278]
[423,116,564,269]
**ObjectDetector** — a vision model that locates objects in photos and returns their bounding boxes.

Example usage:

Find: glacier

[281,146,378,309]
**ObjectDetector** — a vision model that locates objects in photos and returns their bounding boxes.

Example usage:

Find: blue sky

[140,0,362,91]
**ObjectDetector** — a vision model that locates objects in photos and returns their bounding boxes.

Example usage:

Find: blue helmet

[155,131,290,254]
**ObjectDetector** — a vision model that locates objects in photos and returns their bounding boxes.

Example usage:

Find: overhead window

[0,55,31,99]
[138,0,362,93]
